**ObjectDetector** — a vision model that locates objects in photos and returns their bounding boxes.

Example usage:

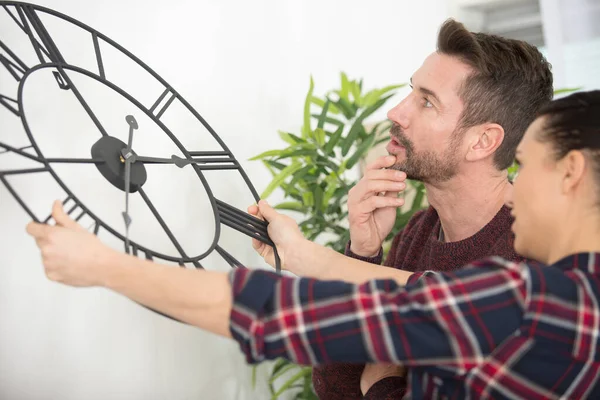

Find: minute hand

[131,154,238,169]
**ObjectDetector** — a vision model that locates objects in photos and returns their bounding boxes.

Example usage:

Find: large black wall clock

[0,1,281,275]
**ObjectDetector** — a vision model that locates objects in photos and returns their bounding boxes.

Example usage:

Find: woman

[27,90,600,399]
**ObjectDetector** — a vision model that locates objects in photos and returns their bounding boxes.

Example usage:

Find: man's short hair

[437,19,554,170]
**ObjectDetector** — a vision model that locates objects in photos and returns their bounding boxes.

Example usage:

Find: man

[250,18,554,399]
[24,88,600,398]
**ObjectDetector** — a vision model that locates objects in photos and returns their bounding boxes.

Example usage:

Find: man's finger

[364,180,406,197]
[383,189,402,199]
[51,200,80,230]
[359,195,405,214]
[365,155,397,171]
[364,168,406,182]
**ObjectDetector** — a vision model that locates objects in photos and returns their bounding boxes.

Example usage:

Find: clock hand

[121,115,138,253]
[130,154,214,168]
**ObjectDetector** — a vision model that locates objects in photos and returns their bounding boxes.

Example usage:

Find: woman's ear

[560,150,587,195]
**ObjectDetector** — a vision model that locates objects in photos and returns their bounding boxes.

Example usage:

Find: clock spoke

[91,32,105,80]
[12,5,63,65]
[4,5,111,137]
[128,243,157,262]
[45,157,105,164]
[0,94,20,117]
[215,198,270,241]
[0,173,39,221]
[2,5,51,63]
[137,187,189,259]
[215,245,244,269]
[0,166,49,176]
[42,195,90,224]
[149,87,177,120]
[0,142,42,163]
[218,212,271,245]
[0,39,28,81]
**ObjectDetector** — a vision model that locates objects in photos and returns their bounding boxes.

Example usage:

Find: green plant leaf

[340,123,365,156]
[269,363,300,383]
[362,84,404,107]
[274,201,305,212]
[302,76,315,138]
[360,94,394,120]
[310,95,325,108]
[350,80,361,104]
[251,365,258,389]
[377,83,406,97]
[261,161,304,199]
[250,149,286,160]
[361,89,381,108]
[265,159,288,170]
[278,131,306,145]
[311,114,344,128]
[340,94,394,155]
[346,132,376,169]
[313,184,324,213]
[553,87,581,95]
[340,72,350,100]
[336,97,357,119]
[278,131,297,145]
[277,149,318,161]
[322,173,339,207]
[313,128,326,147]
[316,99,330,130]
[288,164,314,188]
[311,95,340,114]
[302,191,314,207]
[271,368,313,398]
[269,359,289,381]
[323,125,344,155]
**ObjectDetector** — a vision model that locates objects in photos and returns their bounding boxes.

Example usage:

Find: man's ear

[465,123,505,162]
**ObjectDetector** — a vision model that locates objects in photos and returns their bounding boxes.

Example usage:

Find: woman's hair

[537,90,600,185]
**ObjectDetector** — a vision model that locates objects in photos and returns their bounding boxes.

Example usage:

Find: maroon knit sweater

[312,205,525,399]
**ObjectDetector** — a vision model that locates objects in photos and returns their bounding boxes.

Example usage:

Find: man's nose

[386,96,411,128]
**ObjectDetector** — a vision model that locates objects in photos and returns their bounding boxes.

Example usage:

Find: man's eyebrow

[409,77,442,105]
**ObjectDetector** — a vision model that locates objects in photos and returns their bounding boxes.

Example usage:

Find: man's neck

[424,169,511,243]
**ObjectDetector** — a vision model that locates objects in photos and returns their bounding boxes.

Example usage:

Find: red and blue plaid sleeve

[228,257,528,375]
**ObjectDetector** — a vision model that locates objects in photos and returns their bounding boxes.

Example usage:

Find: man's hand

[248,200,305,272]
[348,156,406,257]
[26,200,118,287]
[360,363,406,396]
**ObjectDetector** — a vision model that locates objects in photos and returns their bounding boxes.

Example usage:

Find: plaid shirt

[229,253,600,399]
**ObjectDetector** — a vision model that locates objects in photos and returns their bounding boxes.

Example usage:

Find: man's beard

[388,124,461,183]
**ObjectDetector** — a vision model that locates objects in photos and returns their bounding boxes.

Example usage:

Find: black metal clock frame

[0,1,281,272]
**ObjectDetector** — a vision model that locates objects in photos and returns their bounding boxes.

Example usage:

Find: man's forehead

[412,52,472,95]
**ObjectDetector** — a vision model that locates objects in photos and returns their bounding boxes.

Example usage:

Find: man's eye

[423,99,433,108]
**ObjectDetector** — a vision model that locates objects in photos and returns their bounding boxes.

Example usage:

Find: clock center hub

[91,136,147,192]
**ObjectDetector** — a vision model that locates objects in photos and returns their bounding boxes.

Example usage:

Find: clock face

[0,2,276,270]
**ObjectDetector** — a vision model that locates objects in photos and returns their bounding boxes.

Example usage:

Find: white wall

[0,1,450,399]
